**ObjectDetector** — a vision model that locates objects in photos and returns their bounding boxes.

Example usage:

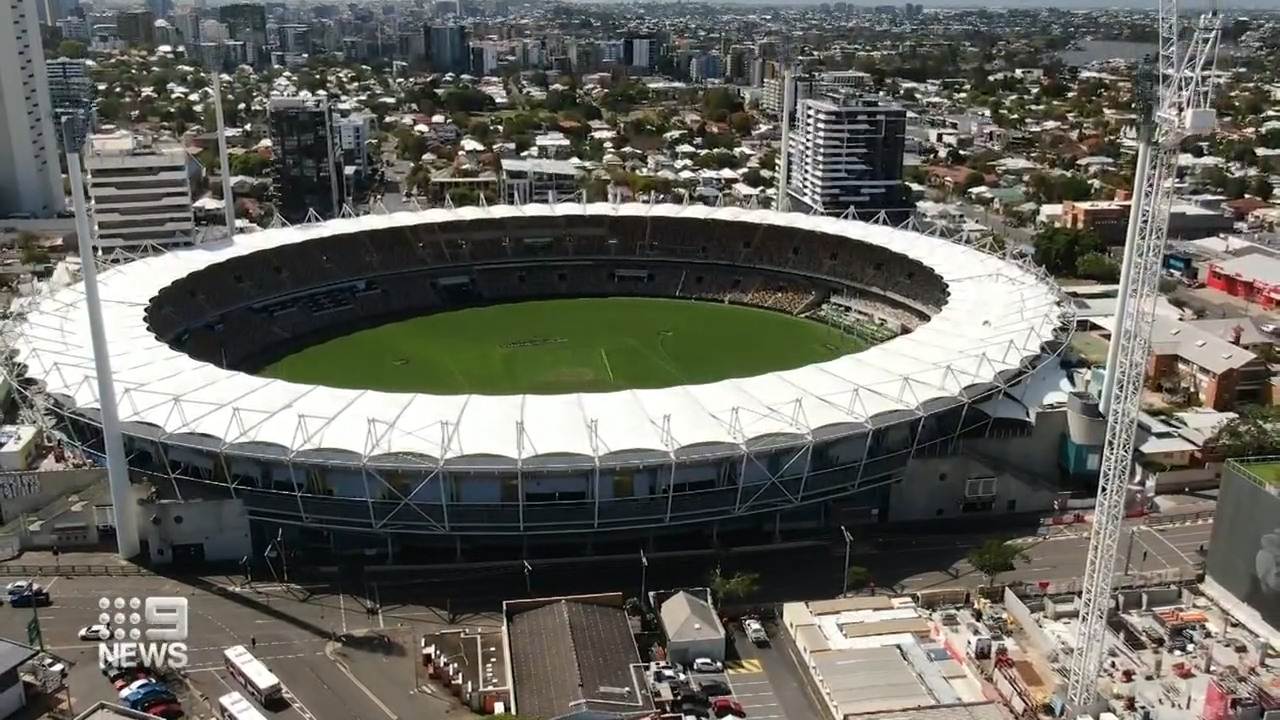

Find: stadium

[6,203,1071,558]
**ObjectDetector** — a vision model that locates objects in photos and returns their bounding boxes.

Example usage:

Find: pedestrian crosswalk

[725,659,763,675]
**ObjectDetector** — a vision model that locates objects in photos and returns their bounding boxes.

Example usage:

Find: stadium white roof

[12,203,1066,465]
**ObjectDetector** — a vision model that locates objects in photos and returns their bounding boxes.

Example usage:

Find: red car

[712,698,745,718]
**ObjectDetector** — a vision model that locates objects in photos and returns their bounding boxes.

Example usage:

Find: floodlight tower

[63,120,141,559]
[212,70,237,236]
[1065,3,1221,710]
[776,67,795,213]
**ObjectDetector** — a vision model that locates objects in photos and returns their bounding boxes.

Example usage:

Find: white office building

[86,131,196,253]
[501,159,581,205]
[785,91,908,220]
[0,0,65,217]
[336,113,373,172]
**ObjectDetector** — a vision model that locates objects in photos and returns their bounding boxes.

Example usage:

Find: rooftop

[1148,316,1260,375]
[506,595,649,720]
[75,701,162,720]
[785,595,991,718]
[659,589,724,643]
[0,637,37,674]
[1230,459,1280,487]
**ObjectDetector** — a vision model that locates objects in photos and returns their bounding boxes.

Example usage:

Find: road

[0,514,1211,720]
[0,575,471,720]
[896,519,1212,592]
[957,204,1034,246]
[268,515,1214,612]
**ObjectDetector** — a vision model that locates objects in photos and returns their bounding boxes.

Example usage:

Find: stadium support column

[212,70,237,237]
[775,67,794,213]
[64,120,140,559]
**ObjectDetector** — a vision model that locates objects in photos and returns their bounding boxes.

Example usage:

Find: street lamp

[841,526,853,597]
[523,560,532,597]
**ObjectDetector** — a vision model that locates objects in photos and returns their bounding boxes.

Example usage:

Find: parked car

[34,655,67,678]
[678,701,709,718]
[712,698,746,718]
[697,680,732,698]
[691,658,724,674]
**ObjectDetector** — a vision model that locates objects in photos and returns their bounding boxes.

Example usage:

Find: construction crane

[1064,0,1222,709]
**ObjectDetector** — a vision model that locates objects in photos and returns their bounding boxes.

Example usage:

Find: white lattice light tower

[212,70,238,236]
[1065,2,1221,709]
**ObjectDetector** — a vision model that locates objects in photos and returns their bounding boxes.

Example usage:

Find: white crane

[1064,0,1222,709]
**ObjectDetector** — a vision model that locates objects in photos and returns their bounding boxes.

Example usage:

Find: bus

[218,692,268,720]
[223,646,283,705]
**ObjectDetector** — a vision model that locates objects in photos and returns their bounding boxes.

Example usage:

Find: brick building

[1146,317,1273,410]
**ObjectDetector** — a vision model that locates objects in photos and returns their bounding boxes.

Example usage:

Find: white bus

[223,646,283,704]
[218,692,268,720]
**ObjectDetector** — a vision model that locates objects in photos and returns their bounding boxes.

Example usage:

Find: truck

[743,618,768,646]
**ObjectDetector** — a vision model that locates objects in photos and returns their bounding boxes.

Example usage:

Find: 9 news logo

[95,596,190,670]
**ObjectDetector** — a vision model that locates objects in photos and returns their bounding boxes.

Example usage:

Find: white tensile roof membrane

[13,203,1066,464]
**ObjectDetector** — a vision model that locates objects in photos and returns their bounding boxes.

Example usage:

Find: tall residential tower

[785,91,908,222]
[0,0,65,217]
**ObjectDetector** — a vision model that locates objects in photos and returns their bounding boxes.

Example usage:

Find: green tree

[1075,252,1120,282]
[229,151,270,176]
[702,87,744,116]
[845,566,872,593]
[1032,226,1106,278]
[707,567,759,603]
[56,40,88,59]
[1213,406,1280,458]
[1250,177,1274,200]
[967,539,1030,584]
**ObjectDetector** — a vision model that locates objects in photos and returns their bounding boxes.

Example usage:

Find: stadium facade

[7,203,1076,559]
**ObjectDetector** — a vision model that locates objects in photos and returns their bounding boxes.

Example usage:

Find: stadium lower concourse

[8,203,1076,560]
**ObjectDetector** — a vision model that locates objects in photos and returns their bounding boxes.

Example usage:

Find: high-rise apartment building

[785,91,909,221]
[622,34,660,73]
[424,23,467,73]
[268,97,344,223]
[218,3,267,66]
[85,131,196,252]
[115,9,155,45]
[0,0,65,217]
[48,57,95,155]
[57,15,88,40]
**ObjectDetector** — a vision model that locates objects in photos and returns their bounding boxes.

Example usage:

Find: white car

[34,656,67,678]
[692,658,724,673]
[79,624,111,641]
[6,580,33,593]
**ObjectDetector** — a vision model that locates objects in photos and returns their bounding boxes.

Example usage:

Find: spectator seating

[145,215,947,372]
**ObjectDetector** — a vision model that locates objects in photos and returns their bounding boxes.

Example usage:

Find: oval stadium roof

[11,203,1067,463]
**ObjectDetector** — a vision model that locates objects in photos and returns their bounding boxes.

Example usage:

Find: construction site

[778,582,1278,720]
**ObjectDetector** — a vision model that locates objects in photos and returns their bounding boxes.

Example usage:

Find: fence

[1017,566,1203,597]
[1144,509,1214,527]
[0,563,148,577]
